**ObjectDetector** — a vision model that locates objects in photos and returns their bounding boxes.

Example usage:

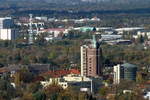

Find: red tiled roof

[69,69,80,74]
[146,80,150,84]
[42,69,80,78]
[0,68,8,74]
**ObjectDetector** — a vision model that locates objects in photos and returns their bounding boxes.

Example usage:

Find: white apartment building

[0,17,19,40]
[0,29,19,40]
[113,64,124,84]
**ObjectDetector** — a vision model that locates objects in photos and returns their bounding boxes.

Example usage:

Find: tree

[27,82,42,93]
[0,79,16,100]
[14,68,35,84]
[138,35,144,43]
[99,87,108,97]
[14,72,21,87]
[44,84,63,99]
[33,91,46,100]
[22,92,35,100]
[136,72,144,84]
[35,33,47,46]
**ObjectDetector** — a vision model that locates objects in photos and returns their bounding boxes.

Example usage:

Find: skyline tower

[81,35,103,77]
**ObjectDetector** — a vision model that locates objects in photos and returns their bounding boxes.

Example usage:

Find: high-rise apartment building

[0,17,14,29]
[113,64,124,84]
[81,35,103,77]
[113,63,137,84]
[0,17,19,40]
[0,29,19,40]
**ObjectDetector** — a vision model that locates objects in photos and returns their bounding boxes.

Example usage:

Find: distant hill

[1,0,150,5]
[0,0,150,11]
[0,0,150,16]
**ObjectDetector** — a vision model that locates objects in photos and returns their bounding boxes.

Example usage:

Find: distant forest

[0,0,150,17]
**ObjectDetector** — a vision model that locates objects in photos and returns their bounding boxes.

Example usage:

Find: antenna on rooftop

[28,14,33,44]
[92,35,97,48]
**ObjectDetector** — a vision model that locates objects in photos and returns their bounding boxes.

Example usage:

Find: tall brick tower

[81,35,103,77]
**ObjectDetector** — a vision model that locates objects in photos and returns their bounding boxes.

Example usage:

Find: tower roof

[121,63,137,68]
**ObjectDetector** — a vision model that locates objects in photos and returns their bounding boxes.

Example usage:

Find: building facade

[0,17,19,40]
[0,17,14,29]
[123,63,137,81]
[39,28,69,41]
[0,29,19,40]
[113,63,137,84]
[81,35,103,77]
[113,64,124,84]
[41,74,92,90]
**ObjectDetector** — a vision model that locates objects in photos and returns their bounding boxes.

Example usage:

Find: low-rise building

[41,78,68,89]
[41,74,92,90]
[144,92,150,100]
[101,35,122,41]
[106,40,132,45]
[35,16,48,21]
[39,28,69,41]
[137,30,150,39]
[41,69,102,93]
[144,41,150,47]
[74,27,94,32]
[115,27,144,34]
